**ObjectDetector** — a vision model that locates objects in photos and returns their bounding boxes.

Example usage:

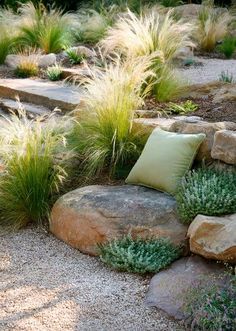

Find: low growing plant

[0,110,71,230]
[46,63,62,81]
[66,48,86,65]
[98,235,182,274]
[219,70,234,83]
[185,276,236,331]
[166,100,198,115]
[176,168,236,224]
[15,56,39,78]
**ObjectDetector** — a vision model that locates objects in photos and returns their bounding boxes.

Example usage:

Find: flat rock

[188,214,236,263]
[0,78,83,111]
[169,120,236,161]
[134,117,176,131]
[211,130,236,165]
[61,67,92,80]
[50,185,188,256]
[0,98,51,117]
[145,255,226,320]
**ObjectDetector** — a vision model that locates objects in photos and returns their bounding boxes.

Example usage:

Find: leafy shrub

[176,168,236,224]
[0,110,70,230]
[46,63,62,81]
[66,48,85,65]
[70,56,152,178]
[98,235,182,274]
[219,70,234,83]
[218,36,236,59]
[101,9,193,101]
[196,2,232,52]
[186,277,236,331]
[166,100,198,115]
[15,56,39,78]
[15,2,78,53]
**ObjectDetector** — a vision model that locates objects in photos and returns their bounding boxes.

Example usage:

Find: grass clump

[15,56,39,78]
[176,168,236,224]
[166,100,198,115]
[101,9,193,101]
[99,235,182,274]
[46,63,62,81]
[15,2,78,53]
[219,70,234,83]
[66,48,86,65]
[0,110,71,231]
[186,277,236,331]
[218,36,236,59]
[71,56,152,178]
[196,1,232,52]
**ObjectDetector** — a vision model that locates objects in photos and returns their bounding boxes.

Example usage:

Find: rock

[66,46,96,58]
[169,120,236,161]
[187,214,236,263]
[61,67,92,80]
[211,130,236,165]
[175,46,194,61]
[50,185,188,256]
[145,255,226,320]
[38,53,57,68]
[134,117,176,131]
[5,53,56,69]
[174,4,202,18]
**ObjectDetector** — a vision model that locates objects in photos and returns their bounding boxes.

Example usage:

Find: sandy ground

[0,227,183,331]
[178,57,236,84]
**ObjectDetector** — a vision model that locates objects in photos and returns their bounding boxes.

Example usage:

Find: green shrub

[46,63,62,81]
[66,48,85,65]
[0,111,70,230]
[186,277,236,331]
[70,56,152,178]
[176,168,236,224]
[98,235,182,274]
[218,36,236,59]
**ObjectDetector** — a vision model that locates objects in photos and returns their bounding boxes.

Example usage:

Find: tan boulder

[211,130,236,165]
[50,185,188,256]
[169,120,236,161]
[187,214,236,263]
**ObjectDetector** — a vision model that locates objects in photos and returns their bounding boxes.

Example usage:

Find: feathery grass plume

[0,109,72,231]
[101,9,193,63]
[71,55,153,178]
[196,1,233,52]
[15,2,78,53]
[100,9,193,101]
[98,235,182,274]
[14,51,39,78]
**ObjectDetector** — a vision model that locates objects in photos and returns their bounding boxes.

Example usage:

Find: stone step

[0,79,83,112]
[61,67,91,81]
[0,98,51,117]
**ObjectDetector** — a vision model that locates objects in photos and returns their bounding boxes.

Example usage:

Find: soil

[142,96,236,123]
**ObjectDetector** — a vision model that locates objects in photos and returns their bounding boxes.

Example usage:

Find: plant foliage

[99,235,182,274]
[166,100,198,115]
[46,63,62,81]
[218,36,236,59]
[219,70,234,83]
[176,168,236,224]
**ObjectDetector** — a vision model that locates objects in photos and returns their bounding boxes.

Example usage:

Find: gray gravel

[0,227,183,331]
[178,57,236,85]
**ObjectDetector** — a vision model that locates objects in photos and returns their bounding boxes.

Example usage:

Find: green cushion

[126,128,206,195]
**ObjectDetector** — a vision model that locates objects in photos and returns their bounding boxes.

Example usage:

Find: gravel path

[178,57,236,85]
[0,227,183,331]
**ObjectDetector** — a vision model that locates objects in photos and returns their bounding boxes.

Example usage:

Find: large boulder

[169,119,236,161]
[50,185,188,256]
[187,214,236,263]
[145,255,227,320]
[211,130,236,165]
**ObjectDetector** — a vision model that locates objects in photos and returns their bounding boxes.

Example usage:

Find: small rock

[38,53,57,68]
[187,214,236,263]
[211,130,236,165]
[50,185,188,256]
[145,255,226,320]
[66,46,96,58]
